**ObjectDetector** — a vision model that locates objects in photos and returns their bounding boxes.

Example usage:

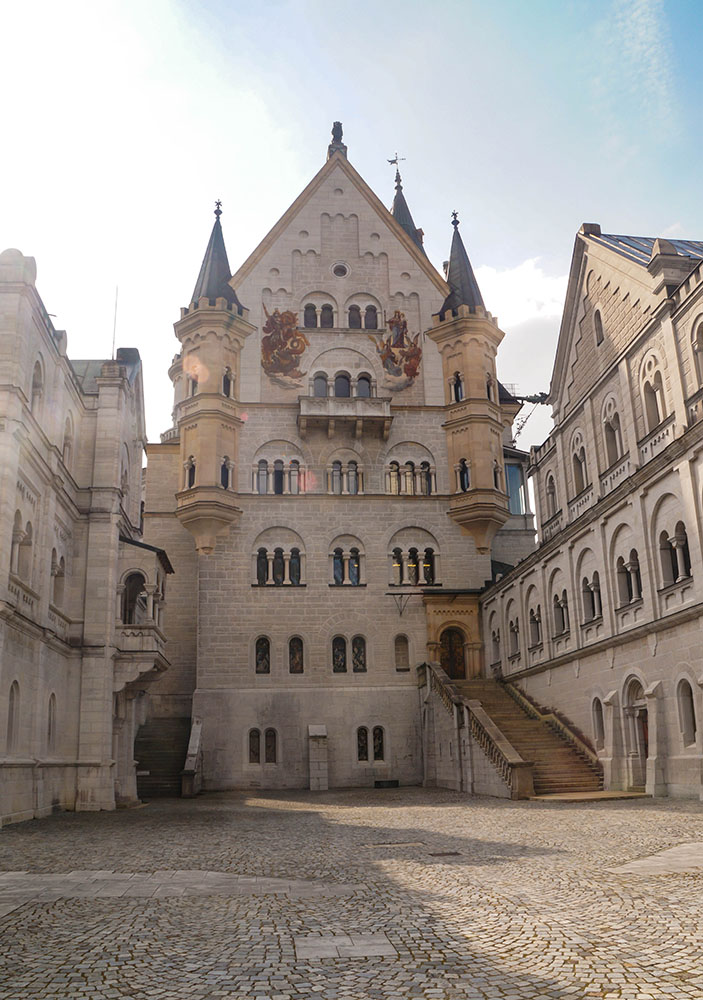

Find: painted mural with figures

[369,310,422,390]
[261,306,310,388]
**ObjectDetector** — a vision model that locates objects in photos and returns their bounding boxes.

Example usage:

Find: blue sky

[2,0,701,446]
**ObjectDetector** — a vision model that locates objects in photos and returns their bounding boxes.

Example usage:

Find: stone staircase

[134,717,191,799]
[454,680,602,796]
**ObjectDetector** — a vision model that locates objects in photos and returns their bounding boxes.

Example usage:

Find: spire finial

[214,199,222,220]
[331,121,343,143]
[451,210,459,229]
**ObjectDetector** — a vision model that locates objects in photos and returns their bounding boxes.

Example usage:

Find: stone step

[134,717,191,799]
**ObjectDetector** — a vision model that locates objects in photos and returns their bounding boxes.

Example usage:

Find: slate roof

[191,208,243,309]
[586,232,703,267]
[439,217,485,316]
[390,170,426,255]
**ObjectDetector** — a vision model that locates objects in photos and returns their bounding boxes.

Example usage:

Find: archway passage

[440,627,466,679]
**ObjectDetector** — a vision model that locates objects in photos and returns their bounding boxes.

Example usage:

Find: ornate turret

[172,203,256,554]
[426,213,509,553]
[391,169,426,254]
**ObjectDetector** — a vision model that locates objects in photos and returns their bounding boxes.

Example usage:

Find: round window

[332,263,349,278]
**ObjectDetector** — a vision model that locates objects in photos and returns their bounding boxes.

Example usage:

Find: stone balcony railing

[686,386,703,427]
[7,574,39,619]
[540,509,563,542]
[638,413,675,465]
[298,395,392,440]
[568,484,595,522]
[599,453,631,497]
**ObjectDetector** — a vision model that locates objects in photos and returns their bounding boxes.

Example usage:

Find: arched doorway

[624,677,648,789]
[440,627,466,680]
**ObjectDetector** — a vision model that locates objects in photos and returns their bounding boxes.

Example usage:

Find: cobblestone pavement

[2,788,703,999]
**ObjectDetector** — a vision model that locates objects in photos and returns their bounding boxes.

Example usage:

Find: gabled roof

[229,151,449,297]
[391,169,426,255]
[439,214,485,316]
[191,205,243,308]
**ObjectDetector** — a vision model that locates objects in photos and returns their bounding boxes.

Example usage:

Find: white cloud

[476,258,567,329]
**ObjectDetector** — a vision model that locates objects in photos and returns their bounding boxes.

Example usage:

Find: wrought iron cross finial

[451,210,459,229]
[214,199,222,219]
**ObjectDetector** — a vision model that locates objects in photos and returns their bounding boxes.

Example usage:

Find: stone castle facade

[4,125,703,823]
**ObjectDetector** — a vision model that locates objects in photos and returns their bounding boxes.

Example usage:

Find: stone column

[671,539,685,582]
[431,468,438,494]
[283,464,290,495]
[266,552,274,585]
[283,553,291,585]
[627,561,642,600]
[342,551,350,585]
[266,466,274,494]
[341,465,349,495]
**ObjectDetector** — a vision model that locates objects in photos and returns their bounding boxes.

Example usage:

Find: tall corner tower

[426,214,509,554]
[172,203,256,554]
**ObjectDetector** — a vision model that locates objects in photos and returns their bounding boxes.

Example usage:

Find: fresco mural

[369,310,422,390]
[261,306,310,388]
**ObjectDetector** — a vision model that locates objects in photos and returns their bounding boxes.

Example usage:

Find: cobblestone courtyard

[2,789,703,999]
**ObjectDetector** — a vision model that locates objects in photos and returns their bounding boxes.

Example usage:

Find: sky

[2,0,702,448]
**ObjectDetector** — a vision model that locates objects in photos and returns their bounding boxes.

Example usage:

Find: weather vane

[387,152,406,167]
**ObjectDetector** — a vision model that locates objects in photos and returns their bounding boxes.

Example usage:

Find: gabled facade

[0,249,173,826]
[143,125,533,792]
[482,225,703,799]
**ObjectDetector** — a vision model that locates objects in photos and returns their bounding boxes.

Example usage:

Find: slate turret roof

[191,203,243,308]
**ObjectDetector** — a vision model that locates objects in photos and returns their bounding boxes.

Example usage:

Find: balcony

[541,509,563,542]
[298,395,392,440]
[638,413,675,465]
[599,453,631,498]
[568,484,595,522]
[114,623,169,692]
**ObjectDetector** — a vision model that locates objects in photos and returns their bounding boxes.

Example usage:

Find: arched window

[290,548,301,586]
[10,510,23,575]
[364,305,378,330]
[491,629,500,664]
[372,726,385,760]
[582,577,596,621]
[52,551,66,607]
[290,460,300,495]
[331,461,343,494]
[186,457,196,489]
[546,475,557,517]
[304,304,317,328]
[509,619,519,655]
[222,368,233,397]
[592,698,605,750]
[257,459,268,495]
[272,548,285,585]
[348,305,361,328]
[273,460,285,495]
[47,692,57,753]
[190,376,198,397]
[451,371,464,402]
[356,375,371,398]
[529,607,542,646]
[388,462,400,495]
[357,726,369,761]
[659,530,676,586]
[394,634,409,671]
[594,309,604,345]
[407,547,419,586]
[392,547,403,586]
[220,458,231,489]
[7,681,19,754]
[333,547,344,586]
[334,373,350,397]
[572,446,587,495]
[313,373,328,397]
[249,728,260,763]
[264,728,277,763]
[255,636,271,674]
[17,521,33,582]
[643,369,666,432]
[604,411,622,467]
[459,459,470,492]
[678,679,697,746]
[553,594,565,634]
[420,462,432,495]
[693,321,703,385]
[62,416,73,470]
[616,556,632,606]
[561,590,570,630]
[31,361,43,413]
[352,635,367,672]
[332,635,347,672]
[349,547,360,586]
[423,548,435,585]
[675,521,692,579]
[486,375,494,401]
[256,548,268,586]
[348,461,358,495]
[289,636,304,674]
[440,627,465,679]
[123,573,147,624]
[320,304,334,328]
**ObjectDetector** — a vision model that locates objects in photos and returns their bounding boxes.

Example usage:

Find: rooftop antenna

[111,285,119,360]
